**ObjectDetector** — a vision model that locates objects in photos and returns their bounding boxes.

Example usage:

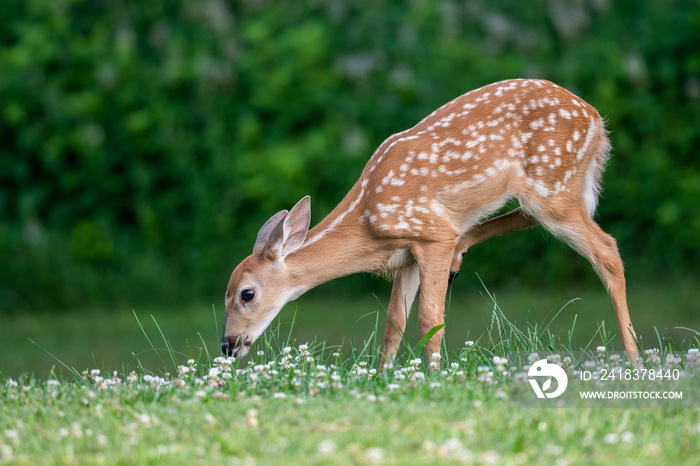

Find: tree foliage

[1,0,699,311]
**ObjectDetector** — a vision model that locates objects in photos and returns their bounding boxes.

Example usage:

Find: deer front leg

[412,241,455,369]
[449,207,538,283]
[381,264,420,367]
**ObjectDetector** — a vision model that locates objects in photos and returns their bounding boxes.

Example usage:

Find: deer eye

[241,289,255,303]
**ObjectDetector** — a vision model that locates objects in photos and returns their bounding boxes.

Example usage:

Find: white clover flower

[246,409,259,427]
[621,431,635,443]
[137,413,151,426]
[528,353,541,364]
[90,369,101,378]
[431,352,442,361]
[365,447,385,465]
[356,368,368,376]
[429,381,441,389]
[429,361,439,369]
[644,348,661,365]
[481,450,500,465]
[493,356,508,366]
[414,371,425,380]
[547,354,562,364]
[665,353,682,366]
[597,346,606,353]
[410,358,422,367]
[317,439,336,455]
[465,340,475,347]
[387,383,400,392]
[273,392,287,399]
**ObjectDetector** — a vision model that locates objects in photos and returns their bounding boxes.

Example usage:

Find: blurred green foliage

[1,0,699,312]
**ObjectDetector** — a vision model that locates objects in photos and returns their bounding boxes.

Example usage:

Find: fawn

[221,79,637,366]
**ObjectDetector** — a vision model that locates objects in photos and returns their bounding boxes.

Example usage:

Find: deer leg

[381,263,420,367]
[536,210,638,357]
[449,207,538,283]
[411,241,455,368]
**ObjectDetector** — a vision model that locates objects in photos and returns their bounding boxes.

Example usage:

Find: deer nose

[221,335,251,357]
[221,339,234,357]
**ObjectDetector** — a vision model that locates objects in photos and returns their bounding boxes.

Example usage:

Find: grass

[2,277,699,380]
[1,282,700,464]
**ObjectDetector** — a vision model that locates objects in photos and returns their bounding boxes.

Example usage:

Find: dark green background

[2,0,699,313]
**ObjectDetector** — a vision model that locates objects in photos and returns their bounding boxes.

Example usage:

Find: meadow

[2,276,699,381]
[1,279,700,465]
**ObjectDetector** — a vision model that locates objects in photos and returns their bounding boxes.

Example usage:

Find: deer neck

[284,184,393,293]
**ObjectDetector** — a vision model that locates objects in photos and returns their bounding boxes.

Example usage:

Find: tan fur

[222,79,637,365]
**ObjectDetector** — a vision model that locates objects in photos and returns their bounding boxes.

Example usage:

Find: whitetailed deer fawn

[221,79,637,365]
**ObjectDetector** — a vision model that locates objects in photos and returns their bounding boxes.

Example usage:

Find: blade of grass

[412,324,445,355]
[28,338,86,385]
[132,310,167,369]
[150,314,178,371]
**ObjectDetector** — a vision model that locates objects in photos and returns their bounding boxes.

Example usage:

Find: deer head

[221,196,311,357]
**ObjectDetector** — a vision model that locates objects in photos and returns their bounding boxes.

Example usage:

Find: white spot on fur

[576,116,597,162]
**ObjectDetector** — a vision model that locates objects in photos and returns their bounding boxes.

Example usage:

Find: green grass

[2,277,699,380]
[1,281,700,464]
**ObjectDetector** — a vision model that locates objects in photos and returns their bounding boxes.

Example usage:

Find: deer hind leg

[381,263,420,367]
[411,241,455,368]
[534,209,638,355]
[449,207,538,283]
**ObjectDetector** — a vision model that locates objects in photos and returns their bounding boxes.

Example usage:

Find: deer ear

[263,196,311,260]
[253,210,288,253]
